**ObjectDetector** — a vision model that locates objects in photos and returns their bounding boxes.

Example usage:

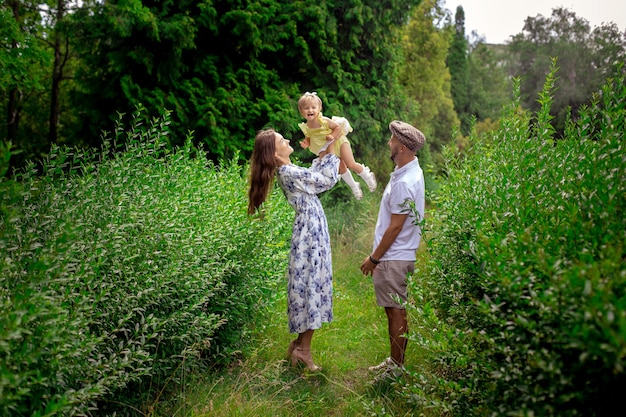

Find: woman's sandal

[291,348,322,372]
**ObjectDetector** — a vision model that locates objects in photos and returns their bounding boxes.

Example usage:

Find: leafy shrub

[0,110,292,416]
[406,62,626,416]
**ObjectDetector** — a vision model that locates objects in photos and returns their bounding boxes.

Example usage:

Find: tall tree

[69,0,421,161]
[446,5,470,134]
[1,1,53,168]
[3,1,21,144]
[1,0,85,171]
[46,0,74,145]
[466,41,511,123]
[399,0,458,157]
[508,7,626,132]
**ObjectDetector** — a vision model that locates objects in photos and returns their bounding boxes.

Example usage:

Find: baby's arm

[325,117,343,141]
[300,136,310,149]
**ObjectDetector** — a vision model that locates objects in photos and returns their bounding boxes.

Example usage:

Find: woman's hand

[319,141,336,157]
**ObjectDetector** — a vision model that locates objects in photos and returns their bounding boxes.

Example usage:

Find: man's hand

[360,255,376,276]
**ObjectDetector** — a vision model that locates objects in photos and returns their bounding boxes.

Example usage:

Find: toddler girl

[297,92,377,200]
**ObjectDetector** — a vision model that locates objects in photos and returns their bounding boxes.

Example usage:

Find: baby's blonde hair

[297,92,323,112]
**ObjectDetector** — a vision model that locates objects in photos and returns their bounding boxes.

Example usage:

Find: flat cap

[389,120,425,152]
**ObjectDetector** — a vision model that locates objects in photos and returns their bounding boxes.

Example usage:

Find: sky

[444,0,626,44]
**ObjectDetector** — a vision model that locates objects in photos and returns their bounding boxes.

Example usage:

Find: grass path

[161,195,421,416]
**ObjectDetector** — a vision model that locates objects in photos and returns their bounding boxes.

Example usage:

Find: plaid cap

[389,120,425,152]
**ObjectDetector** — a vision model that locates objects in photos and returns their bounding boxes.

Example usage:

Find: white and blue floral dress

[276,154,340,334]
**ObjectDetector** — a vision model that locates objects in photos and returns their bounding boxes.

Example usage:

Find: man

[360,120,425,381]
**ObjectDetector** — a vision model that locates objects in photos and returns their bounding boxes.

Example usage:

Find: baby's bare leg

[339,142,363,174]
[339,142,377,193]
[339,159,347,175]
[337,151,362,199]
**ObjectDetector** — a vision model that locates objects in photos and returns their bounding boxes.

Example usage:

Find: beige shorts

[372,260,415,308]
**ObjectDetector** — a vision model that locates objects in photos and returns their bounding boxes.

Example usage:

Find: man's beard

[390,148,398,163]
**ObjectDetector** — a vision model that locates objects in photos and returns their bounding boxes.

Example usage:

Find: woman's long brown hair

[248,129,278,215]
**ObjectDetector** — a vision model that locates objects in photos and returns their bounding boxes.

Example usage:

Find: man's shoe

[371,365,404,383]
[368,357,394,372]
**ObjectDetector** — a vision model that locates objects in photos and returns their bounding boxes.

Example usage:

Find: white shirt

[373,157,425,261]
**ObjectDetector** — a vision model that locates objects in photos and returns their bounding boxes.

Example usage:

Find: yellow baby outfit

[299,113,353,155]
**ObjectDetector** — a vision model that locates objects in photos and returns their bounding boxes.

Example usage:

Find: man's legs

[369,260,412,376]
[385,306,407,366]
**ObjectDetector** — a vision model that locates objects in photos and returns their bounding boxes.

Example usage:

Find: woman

[248,128,340,371]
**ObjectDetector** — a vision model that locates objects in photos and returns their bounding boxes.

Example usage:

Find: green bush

[0,110,292,416]
[407,62,626,416]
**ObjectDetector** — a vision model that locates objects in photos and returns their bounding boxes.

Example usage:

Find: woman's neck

[275,156,291,167]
